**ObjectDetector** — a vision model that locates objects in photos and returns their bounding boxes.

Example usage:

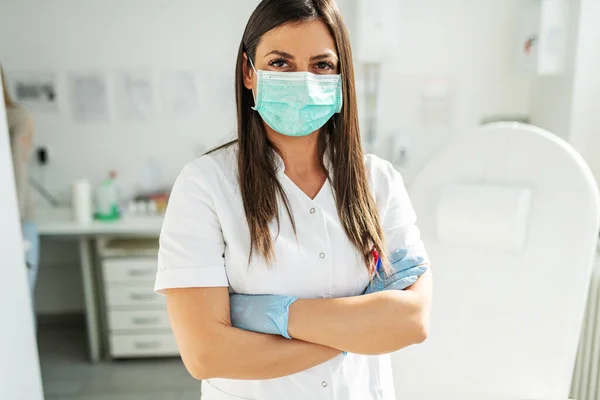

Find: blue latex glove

[230,294,298,339]
[364,248,428,294]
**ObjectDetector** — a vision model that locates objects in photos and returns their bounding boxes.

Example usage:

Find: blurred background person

[2,65,39,322]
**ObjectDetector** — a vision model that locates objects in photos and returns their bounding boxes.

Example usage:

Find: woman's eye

[316,61,335,70]
[269,59,289,68]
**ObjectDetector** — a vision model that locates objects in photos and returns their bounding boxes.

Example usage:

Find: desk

[37,208,163,363]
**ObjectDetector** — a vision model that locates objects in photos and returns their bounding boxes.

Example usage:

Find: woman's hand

[287,270,432,354]
[230,294,298,338]
[364,248,428,294]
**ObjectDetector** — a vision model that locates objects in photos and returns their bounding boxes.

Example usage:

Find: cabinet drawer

[109,333,178,358]
[105,285,164,307]
[103,258,157,283]
[108,310,171,331]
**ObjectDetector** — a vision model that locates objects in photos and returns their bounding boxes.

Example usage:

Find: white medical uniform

[155,143,428,400]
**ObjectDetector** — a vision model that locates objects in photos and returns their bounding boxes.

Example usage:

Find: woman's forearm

[196,324,341,380]
[287,270,432,354]
[166,287,341,381]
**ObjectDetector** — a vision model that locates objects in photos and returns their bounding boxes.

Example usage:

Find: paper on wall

[160,70,199,118]
[7,71,58,112]
[68,72,109,122]
[116,70,155,121]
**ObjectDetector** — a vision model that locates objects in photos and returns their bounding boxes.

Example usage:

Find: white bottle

[72,178,92,224]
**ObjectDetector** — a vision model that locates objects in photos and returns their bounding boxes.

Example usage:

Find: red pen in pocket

[370,248,382,275]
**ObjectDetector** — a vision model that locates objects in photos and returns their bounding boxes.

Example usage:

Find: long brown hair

[232,0,386,270]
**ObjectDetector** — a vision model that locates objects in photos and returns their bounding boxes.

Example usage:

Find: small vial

[137,200,149,214]
[127,201,138,215]
[148,200,158,214]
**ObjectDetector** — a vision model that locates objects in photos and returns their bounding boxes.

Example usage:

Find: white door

[0,78,44,399]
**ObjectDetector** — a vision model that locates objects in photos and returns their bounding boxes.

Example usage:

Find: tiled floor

[38,325,201,400]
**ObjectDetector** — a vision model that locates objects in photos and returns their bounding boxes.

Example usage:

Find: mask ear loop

[249,57,258,74]
[248,57,259,109]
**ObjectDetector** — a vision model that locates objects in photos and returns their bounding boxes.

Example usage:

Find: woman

[155,0,432,399]
[2,67,34,222]
[2,66,39,315]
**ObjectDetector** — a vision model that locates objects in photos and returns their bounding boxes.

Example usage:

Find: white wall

[569,0,600,181]
[529,0,600,183]
[529,0,581,140]
[367,0,531,181]
[0,0,531,313]
[0,81,44,399]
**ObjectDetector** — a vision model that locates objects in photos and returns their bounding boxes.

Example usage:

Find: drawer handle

[134,341,162,350]
[129,293,156,302]
[132,317,161,325]
[127,269,155,278]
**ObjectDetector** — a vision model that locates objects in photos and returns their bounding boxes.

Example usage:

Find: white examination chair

[392,123,600,399]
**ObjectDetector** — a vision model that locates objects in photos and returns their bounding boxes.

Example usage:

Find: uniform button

[310,207,316,214]
[321,381,328,387]
[319,252,326,259]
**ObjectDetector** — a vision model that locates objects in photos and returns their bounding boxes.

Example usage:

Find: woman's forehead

[256,20,337,59]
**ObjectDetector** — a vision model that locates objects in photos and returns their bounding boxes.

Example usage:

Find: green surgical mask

[250,58,343,137]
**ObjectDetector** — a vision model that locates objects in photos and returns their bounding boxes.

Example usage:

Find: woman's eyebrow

[310,52,339,62]
[264,50,295,59]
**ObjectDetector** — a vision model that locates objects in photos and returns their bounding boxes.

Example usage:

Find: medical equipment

[390,123,600,399]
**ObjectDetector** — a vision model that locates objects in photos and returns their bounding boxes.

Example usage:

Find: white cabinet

[108,310,171,330]
[109,333,178,358]
[99,239,178,358]
[103,259,157,282]
[105,285,165,308]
